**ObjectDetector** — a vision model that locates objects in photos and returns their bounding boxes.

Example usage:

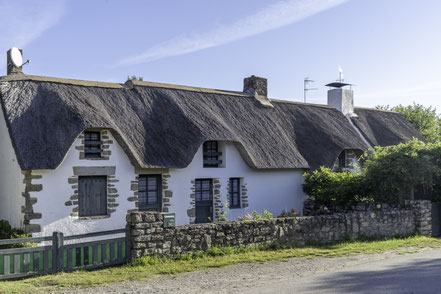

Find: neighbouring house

[0,49,423,236]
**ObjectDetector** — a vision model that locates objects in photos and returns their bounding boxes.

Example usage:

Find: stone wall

[127,200,431,259]
[406,200,432,237]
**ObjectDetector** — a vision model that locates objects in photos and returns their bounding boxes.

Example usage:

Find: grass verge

[0,235,440,294]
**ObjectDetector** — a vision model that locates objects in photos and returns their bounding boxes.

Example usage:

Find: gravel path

[56,249,429,294]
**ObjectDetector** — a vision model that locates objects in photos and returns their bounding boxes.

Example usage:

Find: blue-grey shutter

[79,176,107,216]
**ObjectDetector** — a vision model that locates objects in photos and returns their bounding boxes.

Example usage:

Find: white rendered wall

[32,132,136,237]
[30,136,306,235]
[0,107,25,229]
[168,143,306,225]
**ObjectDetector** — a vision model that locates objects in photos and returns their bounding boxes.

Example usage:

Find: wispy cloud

[114,0,349,67]
[0,0,66,52]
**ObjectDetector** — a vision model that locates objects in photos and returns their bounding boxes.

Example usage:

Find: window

[195,179,213,223]
[84,131,102,158]
[78,176,107,217]
[203,141,222,167]
[138,175,162,211]
[229,178,241,208]
[195,179,213,202]
[338,151,346,168]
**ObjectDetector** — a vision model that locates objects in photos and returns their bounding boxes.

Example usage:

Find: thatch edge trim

[354,106,399,114]
[0,75,124,89]
[127,80,250,97]
[270,98,335,109]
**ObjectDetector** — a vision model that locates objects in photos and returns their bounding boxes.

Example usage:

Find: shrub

[237,209,273,221]
[0,220,31,249]
[362,139,437,203]
[278,208,300,218]
[303,167,372,206]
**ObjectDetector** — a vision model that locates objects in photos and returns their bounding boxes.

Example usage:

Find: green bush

[362,139,438,203]
[0,220,31,249]
[303,167,372,206]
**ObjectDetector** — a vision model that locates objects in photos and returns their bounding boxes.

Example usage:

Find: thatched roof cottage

[0,51,422,235]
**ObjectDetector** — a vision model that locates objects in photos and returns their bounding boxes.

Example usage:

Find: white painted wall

[32,132,137,237]
[168,143,306,225]
[28,134,305,236]
[0,107,25,229]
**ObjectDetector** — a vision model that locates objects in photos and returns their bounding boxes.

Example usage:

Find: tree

[376,103,441,143]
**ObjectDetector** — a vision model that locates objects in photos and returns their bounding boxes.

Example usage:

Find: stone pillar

[126,211,165,259]
[406,200,432,237]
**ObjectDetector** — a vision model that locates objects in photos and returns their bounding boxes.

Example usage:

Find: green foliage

[127,75,144,81]
[362,139,441,203]
[376,103,441,143]
[237,209,273,221]
[278,208,300,218]
[303,167,371,206]
[216,201,229,222]
[0,220,31,249]
[362,139,436,203]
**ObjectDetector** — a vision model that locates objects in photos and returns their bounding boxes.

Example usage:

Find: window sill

[79,215,110,220]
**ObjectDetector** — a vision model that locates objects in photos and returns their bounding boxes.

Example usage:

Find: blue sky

[1,0,441,110]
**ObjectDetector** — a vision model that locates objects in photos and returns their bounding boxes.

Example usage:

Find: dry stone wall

[127,200,431,259]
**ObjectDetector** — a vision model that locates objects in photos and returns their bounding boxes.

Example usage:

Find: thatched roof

[351,107,425,146]
[0,75,419,171]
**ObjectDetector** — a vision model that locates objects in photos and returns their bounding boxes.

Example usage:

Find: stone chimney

[244,75,267,98]
[7,48,24,75]
[243,75,272,107]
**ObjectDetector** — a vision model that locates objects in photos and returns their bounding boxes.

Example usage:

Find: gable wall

[31,131,136,237]
[0,106,25,229]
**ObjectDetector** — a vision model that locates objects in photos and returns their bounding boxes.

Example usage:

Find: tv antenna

[304,77,318,103]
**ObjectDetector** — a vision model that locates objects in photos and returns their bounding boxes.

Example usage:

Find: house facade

[0,51,424,236]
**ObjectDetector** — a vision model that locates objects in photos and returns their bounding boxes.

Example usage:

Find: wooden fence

[0,227,130,280]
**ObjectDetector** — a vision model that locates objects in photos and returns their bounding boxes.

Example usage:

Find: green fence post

[52,232,58,273]
[57,232,64,272]
[52,232,64,273]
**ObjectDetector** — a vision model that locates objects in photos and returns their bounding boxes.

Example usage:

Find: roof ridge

[270,98,335,109]
[354,106,399,113]
[0,74,124,89]
[127,80,250,97]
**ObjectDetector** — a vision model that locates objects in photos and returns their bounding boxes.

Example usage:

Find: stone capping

[21,170,42,233]
[73,166,116,176]
[127,201,431,259]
